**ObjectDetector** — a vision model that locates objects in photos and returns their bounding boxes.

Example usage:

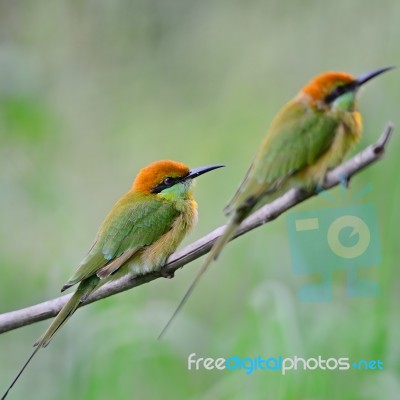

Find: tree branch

[0,122,394,335]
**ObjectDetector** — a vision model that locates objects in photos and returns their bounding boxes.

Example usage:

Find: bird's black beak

[151,164,224,193]
[356,66,395,87]
[185,164,225,181]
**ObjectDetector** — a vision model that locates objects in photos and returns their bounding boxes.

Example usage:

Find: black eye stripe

[324,82,356,104]
[151,175,188,194]
[324,86,345,103]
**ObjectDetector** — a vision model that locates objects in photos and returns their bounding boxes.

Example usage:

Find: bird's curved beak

[185,164,225,181]
[356,66,395,87]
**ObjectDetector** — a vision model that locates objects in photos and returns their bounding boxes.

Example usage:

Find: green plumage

[37,275,99,347]
[1,185,193,399]
[161,70,384,338]
[37,192,182,348]
[2,159,223,399]
[64,192,180,288]
[226,101,340,214]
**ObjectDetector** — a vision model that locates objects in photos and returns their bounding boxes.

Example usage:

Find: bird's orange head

[301,71,355,103]
[133,160,189,193]
[300,67,394,109]
[132,160,224,198]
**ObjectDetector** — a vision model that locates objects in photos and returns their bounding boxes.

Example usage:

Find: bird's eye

[163,177,174,186]
[335,85,346,96]
[151,177,177,193]
[325,85,345,103]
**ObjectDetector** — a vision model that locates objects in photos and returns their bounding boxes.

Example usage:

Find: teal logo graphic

[286,187,381,301]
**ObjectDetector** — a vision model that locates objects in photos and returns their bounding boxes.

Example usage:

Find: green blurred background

[1,1,399,399]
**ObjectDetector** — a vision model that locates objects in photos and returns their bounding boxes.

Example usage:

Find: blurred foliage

[1,1,400,399]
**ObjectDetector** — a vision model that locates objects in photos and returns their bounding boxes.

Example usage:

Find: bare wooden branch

[0,122,394,335]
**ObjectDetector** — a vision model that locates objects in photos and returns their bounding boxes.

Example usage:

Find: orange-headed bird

[159,67,394,338]
[2,160,224,399]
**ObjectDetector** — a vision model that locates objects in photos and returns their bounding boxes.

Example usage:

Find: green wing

[64,193,180,288]
[226,100,339,213]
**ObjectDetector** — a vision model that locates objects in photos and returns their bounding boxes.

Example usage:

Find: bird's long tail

[158,208,247,339]
[1,278,96,400]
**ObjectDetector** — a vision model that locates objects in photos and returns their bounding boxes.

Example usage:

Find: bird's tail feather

[1,279,96,399]
[1,346,41,400]
[35,290,83,348]
[158,212,243,339]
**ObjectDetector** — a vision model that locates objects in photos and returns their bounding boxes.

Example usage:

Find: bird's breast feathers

[128,199,198,275]
[293,109,362,187]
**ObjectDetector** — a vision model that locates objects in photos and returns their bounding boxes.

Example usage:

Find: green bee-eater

[159,67,393,337]
[2,160,223,399]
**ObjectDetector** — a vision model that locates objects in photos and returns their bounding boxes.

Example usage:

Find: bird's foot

[160,268,175,279]
[296,187,313,198]
[339,173,351,189]
[318,172,350,193]
[314,184,325,194]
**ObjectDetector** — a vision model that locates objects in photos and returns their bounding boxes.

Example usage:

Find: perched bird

[159,67,394,338]
[2,160,224,399]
